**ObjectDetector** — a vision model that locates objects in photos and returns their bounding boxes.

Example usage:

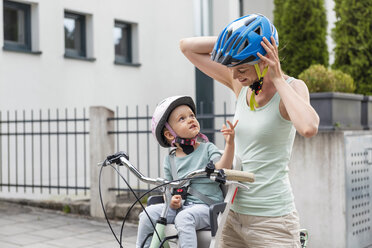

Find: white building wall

[212,0,239,112]
[0,0,338,114]
[241,0,274,20]
[0,0,196,112]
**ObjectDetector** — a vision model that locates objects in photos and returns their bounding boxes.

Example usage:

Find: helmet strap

[249,64,268,111]
[164,122,209,154]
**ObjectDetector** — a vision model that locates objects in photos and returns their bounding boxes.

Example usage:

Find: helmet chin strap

[164,122,209,155]
[249,64,268,111]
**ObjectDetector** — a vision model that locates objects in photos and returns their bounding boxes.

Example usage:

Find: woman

[180,14,319,247]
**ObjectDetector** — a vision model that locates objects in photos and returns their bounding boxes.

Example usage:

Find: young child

[136,95,237,248]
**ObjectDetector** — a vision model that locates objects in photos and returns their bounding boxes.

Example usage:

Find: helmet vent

[227,29,233,40]
[226,36,238,53]
[237,39,249,54]
[254,26,262,35]
[244,17,256,26]
[222,29,232,46]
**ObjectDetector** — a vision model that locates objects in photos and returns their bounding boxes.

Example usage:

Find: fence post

[89,106,115,218]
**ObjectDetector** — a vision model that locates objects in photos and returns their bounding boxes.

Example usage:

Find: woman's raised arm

[180,37,239,95]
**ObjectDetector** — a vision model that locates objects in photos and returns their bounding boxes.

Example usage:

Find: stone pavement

[0,201,138,248]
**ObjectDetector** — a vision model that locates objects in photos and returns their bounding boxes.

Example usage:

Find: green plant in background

[298,65,335,92]
[140,195,148,204]
[274,0,329,77]
[332,69,355,93]
[332,0,372,95]
[299,64,355,93]
[63,204,71,213]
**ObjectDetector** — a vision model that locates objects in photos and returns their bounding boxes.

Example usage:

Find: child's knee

[139,205,161,224]
[174,210,196,228]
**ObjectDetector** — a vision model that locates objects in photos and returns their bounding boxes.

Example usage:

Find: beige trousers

[220,210,301,248]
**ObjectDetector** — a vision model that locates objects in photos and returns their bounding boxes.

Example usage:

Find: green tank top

[231,77,296,216]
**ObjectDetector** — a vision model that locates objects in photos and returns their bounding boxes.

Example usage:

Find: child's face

[167,105,200,139]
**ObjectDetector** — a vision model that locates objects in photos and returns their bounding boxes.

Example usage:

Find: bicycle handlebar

[223,169,255,183]
[103,151,255,188]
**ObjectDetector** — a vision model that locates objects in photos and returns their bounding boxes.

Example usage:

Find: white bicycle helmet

[152,96,196,147]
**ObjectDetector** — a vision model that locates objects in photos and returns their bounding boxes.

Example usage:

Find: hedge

[332,0,372,95]
[273,0,329,77]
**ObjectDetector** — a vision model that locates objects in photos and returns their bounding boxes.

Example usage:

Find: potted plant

[298,64,363,130]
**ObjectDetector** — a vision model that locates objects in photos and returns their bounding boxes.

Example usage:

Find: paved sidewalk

[0,201,138,248]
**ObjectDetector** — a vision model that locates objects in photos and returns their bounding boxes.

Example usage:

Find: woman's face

[229,64,258,86]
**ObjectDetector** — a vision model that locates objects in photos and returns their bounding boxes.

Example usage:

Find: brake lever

[101,151,129,166]
[225,180,250,191]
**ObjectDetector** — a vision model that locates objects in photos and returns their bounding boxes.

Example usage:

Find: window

[3,0,31,51]
[114,21,132,64]
[64,12,86,58]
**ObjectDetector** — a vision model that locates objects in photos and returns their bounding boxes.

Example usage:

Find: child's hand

[221,120,238,145]
[170,195,182,210]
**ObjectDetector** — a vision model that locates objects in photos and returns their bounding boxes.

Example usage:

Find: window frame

[114,20,134,65]
[64,11,86,58]
[3,0,32,52]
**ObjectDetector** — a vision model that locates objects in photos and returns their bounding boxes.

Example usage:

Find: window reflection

[64,12,85,57]
[114,22,131,63]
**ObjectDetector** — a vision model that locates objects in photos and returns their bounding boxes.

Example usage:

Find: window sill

[3,46,42,55]
[64,54,96,62]
[114,61,141,67]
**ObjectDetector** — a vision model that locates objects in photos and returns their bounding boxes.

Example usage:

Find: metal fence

[0,104,234,198]
[0,109,89,196]
[108,103,234,196]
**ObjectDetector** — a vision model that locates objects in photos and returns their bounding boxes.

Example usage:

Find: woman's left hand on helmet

[257,36,284,83]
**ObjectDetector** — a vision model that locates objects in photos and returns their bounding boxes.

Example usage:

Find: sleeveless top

[231,77,297,216]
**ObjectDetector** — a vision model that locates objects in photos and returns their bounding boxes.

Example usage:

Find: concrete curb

[0,198,142,223]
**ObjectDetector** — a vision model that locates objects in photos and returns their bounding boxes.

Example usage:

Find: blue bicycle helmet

[211,14,278,67]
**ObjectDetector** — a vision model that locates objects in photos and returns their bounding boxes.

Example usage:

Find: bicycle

[99,151,309,248]
[99,151,254,248]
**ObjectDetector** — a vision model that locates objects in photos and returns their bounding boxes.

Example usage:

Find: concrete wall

[289,131,346,247]
[289,131,372,248]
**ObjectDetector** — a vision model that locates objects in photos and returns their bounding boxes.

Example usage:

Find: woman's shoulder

[287,77,310,97]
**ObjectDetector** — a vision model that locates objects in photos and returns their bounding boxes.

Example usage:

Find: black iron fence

[0,104,234,197]
[0,109,89,195]
[108,103,234,195]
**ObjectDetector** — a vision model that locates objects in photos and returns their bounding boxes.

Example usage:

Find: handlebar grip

[223,169,255,183]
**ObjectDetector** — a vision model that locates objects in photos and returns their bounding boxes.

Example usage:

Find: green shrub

[299,64,355,93]
[333,69,356,93]
[298,65,335,92]
[62,204,71,213]
[274,0,329,77]
[332,0,372,95]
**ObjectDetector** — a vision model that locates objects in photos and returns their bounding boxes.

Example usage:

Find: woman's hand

[170,195,182,210]
[257,36,284,83]
[258,37,319,137]
[221,120,238,146]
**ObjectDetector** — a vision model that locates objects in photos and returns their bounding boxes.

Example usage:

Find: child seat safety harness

[169,150,219,206]
[164,122,209,155]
